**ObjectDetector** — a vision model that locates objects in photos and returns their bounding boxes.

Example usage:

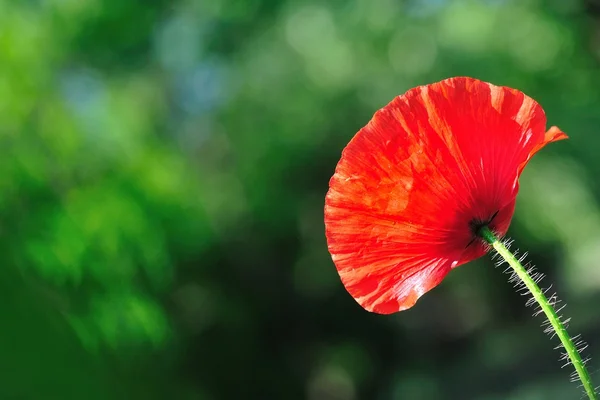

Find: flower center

[466,210,499,247]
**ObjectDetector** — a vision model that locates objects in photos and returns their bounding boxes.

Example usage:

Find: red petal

[325,77,566,314]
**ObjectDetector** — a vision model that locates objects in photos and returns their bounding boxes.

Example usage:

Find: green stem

[478,226,597,400]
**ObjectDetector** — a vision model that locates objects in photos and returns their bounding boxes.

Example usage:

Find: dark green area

[1,0,600,399]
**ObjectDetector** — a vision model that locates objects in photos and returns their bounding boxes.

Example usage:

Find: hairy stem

[478,226,597,400]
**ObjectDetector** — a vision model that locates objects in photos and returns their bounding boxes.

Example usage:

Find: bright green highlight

[478,226,597,400]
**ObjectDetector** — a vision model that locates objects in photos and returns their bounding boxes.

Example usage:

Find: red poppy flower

[324,77,567,314]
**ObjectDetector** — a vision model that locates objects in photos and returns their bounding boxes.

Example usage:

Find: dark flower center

[466,210,499,247]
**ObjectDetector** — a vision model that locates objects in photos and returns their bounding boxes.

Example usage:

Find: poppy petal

[325,77,566,314]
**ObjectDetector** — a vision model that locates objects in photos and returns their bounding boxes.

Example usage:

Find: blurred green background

[1,0,600,399]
